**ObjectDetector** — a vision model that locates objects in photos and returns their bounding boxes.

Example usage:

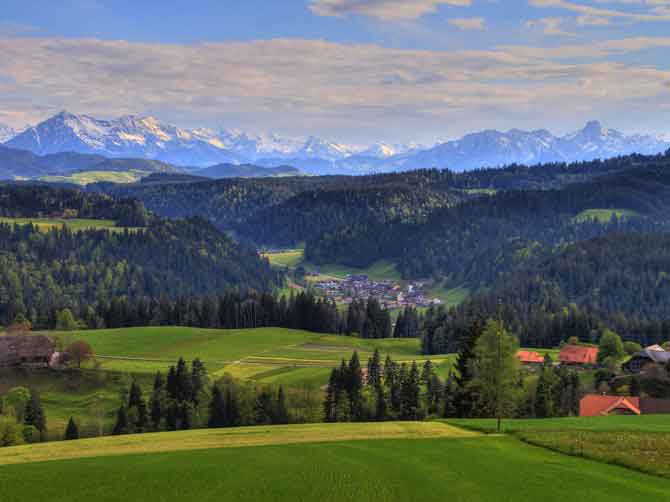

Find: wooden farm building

[559,345,598,365]
[580,394,670,417]
[0,335,56,368]
[516,351,545,365]
[623,347,670,374]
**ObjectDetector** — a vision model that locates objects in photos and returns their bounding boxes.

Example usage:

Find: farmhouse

[623,347,670,374]
[580,394,670,416]
[580,395,640,417]
[516,351,545,365]
[0,335,56,368]
[559,345,598,365]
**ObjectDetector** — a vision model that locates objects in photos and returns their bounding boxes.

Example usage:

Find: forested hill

[423,232,670,351]
[90,152,664,247]
[91,169,466,246]
[307,157,670,282]
[0,185,279,327]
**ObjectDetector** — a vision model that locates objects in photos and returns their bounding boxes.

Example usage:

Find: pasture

[573,208,640,223]
[1,426,669,501]
[38,170,147,185]
[0,217,133,233]
[46,326,455,383]
[448,414,670,479]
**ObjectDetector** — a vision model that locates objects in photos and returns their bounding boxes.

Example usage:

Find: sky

[1,0,669,144]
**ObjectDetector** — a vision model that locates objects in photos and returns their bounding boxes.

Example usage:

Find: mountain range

[3,112,669,175]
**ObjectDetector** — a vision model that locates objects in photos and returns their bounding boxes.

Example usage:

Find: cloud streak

[309,0,471,21]
[0,36,668,139]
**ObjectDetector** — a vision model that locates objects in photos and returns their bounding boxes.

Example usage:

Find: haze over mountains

[3,111,669,176]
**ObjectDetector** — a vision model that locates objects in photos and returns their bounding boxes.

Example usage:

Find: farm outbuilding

[559,345,598,365]
[0,335,56,368]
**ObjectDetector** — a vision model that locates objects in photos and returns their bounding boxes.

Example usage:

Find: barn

[0,335,56,368]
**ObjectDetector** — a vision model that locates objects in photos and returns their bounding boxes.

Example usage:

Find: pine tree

[64,417,79,440]
[275,386,289,424]
[150,372,165,430]
[24,388,46,440]
[191,358,208,407]
[375,382,388,421]
[347,352,364,421]
[420,360,434,385]
[454,320,483,417]
[400,362,421,420]
[367,349,382,388]
[442,374,458,418]
[323,368,338,422]
[208,385,226,428]
[112,406,129,435]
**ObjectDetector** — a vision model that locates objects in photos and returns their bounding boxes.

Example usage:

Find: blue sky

[1,0,669,143]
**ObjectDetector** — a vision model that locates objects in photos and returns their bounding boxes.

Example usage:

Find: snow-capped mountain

[4,111,362,167]
[367,121,670,173]
[0,124,16,143]
[4,112,669,173]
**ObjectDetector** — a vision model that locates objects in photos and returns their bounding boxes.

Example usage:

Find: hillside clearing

[0,217,135,233]
[573,208,640,223]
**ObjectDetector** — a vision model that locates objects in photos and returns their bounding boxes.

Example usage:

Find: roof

[0,335,55,365]
[560,345,599,364]
[580,394,641,417]
[632,349,670,365]
[645,344,666,352]
[517,350,545,364]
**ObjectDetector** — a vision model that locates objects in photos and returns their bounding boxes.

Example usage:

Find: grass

[38,170,148,185]
[41,327,452,383]
[446,414,670,479]
[446,414,670,433]
[0,217,135,233]
[263,247,402,282]
[573,208,640,223]
[0,368,141,439]
[0,421,473,466]
[1,431,669,501]
[424,283,470,308]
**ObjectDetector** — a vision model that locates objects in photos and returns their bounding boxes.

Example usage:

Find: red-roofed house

[559,345,598,365]
[580,395,640,417]
[517,350,545,364]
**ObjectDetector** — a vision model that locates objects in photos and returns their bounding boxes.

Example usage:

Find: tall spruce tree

[64,417,79,440]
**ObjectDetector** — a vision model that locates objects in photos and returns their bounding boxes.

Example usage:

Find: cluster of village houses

[517,343,670,417]
[310,274,443,309]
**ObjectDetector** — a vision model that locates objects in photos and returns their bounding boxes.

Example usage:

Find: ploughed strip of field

[0,422,475,466]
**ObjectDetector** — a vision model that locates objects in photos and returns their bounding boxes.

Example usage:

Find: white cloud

[309,0,472,21]
[529,0,670,22]
[0,36,668,139]
[525,17,577,36]
[450,17,486,30]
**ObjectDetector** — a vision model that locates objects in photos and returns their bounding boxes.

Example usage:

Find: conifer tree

[367,349,382,388]
[64,417,79,440]
[24,388,46,440]
[150,372,165,430]
[347,352,364,420]
[275,386,289,424]
[323,368,338,422]
[112,406,129,435]
[208,385,226,428]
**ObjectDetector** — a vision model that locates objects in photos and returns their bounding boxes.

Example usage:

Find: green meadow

[38,170,147,185]
[573,208,640,223]
[45,326,456,382]
[0,423,668,502]
[0,217,137,233]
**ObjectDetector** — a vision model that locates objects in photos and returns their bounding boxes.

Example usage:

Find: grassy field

[447,415,670,479]
[0,421,472,466]
[38,170,148,185]
[0,367,141,439]
[264,247,402,282]
[0,217,135,233]
[573,208,640,223]
[1,427,669,501]
[446,414,670,433]
[44,327,455,383]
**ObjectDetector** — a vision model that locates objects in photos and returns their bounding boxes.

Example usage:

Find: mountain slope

[6,112,669,173]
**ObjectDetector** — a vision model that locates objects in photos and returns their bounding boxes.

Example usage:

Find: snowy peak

[0,124,16,143]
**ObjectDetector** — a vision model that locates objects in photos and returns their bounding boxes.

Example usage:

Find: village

[308,273,443,310]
